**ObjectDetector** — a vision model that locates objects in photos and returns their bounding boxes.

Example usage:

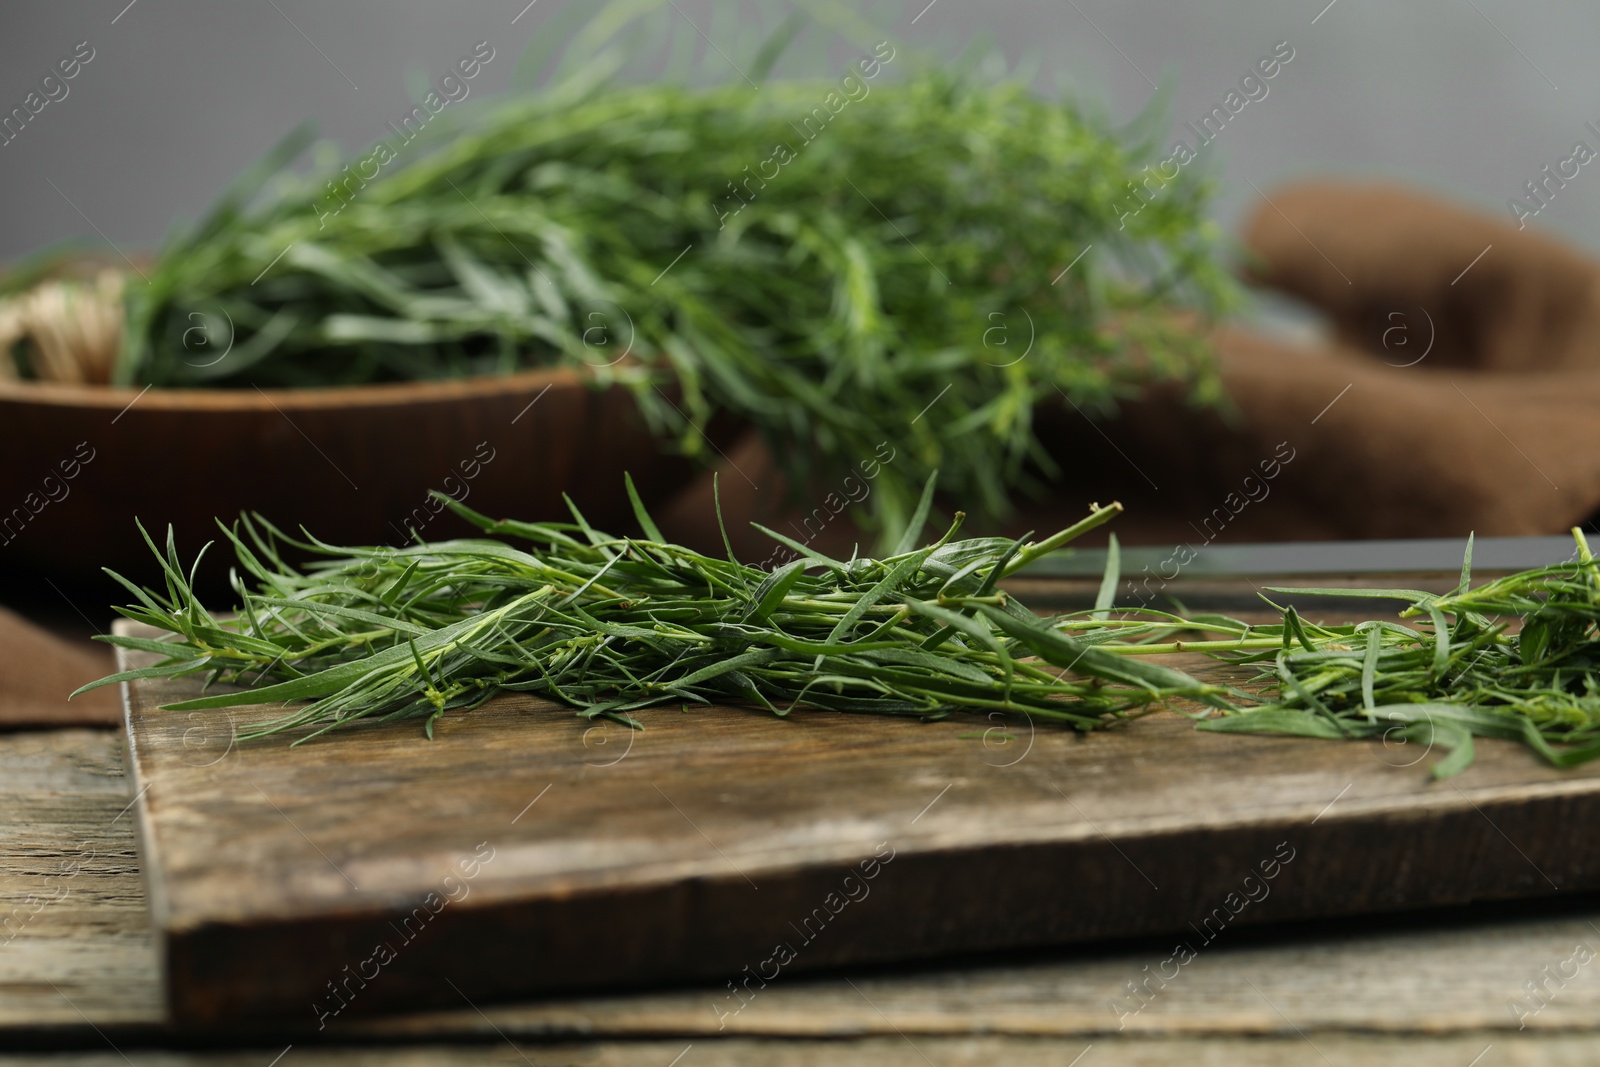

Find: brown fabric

[0,606,119,727]
[658,181,1600,555]
[1240,181,1600,374]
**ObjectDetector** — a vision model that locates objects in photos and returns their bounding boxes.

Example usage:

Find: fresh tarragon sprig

[78,477,1227,744]
[1063,528,1600,778]
[80,478,1600,778]
[1188,529,1600,777]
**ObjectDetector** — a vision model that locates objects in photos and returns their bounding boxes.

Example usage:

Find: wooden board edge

[157,793,1600,1026]
[114,637,176,1023]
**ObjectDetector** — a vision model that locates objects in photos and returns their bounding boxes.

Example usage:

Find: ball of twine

[0,270,125,385]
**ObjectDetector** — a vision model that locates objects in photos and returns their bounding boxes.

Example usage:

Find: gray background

[0,0,1594,266]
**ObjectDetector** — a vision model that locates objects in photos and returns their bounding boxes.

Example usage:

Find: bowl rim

[0,365,591,412]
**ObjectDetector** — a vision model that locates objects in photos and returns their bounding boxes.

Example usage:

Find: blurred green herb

[88,6,1233,543]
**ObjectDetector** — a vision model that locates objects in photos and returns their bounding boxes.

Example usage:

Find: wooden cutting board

[116,620,1600,1028]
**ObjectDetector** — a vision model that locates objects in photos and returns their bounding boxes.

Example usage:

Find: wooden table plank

[0,729,160,1029]
[12,732,1600,1047]
[2,1033,1599,1067]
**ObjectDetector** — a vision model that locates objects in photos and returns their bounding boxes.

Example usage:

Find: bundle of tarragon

[82,478,1600,778]
[79,481,1227,744]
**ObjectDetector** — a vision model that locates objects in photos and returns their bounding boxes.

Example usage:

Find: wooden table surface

[9,725,1600,1066]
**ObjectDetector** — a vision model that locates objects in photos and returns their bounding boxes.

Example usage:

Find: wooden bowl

[0,369,697,582]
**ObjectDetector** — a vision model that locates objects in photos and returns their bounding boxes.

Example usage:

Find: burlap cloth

[659,181,1600,556]
[0,607,119,727]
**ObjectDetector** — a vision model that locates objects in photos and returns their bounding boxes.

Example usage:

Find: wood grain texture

[0,370,698,582]
[15,730,1600,1064]
[115,622,1600,1027]
[383,908,1600,1039]
[0,730,159,1030]
[1,1034,1595,1067]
